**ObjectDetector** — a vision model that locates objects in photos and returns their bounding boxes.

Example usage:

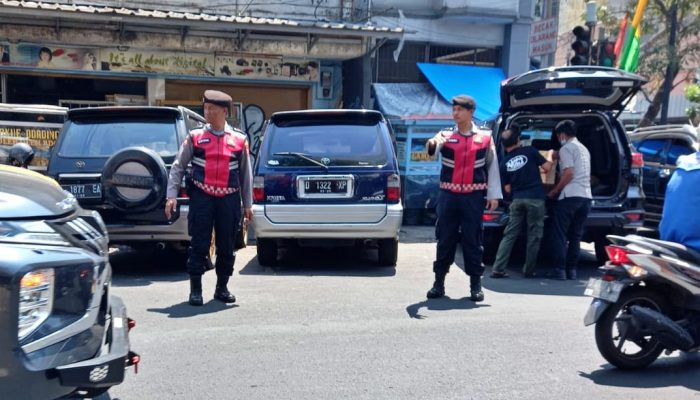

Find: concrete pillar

[147,78,165,106]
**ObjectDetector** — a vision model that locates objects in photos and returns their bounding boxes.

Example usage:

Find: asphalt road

[106,227,699,400]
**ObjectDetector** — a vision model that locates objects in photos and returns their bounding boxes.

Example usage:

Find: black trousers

[433,190,486,277]
[186,186,242,277]
[551,197,592,271]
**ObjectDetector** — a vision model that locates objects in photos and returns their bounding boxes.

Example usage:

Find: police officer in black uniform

[425,95,502,302]
[165,90,253,306]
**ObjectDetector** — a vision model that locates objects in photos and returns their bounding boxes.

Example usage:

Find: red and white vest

[437,127,491,193]
[188,126,247,197]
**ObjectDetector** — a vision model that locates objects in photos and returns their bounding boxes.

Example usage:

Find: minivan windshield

[58,118,179,157]
[265,124,388,166]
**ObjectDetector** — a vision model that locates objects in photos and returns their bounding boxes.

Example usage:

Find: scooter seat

[642,237,700,264]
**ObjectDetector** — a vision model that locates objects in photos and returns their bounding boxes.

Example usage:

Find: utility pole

[660,1,678,125]
[585,1,597,65]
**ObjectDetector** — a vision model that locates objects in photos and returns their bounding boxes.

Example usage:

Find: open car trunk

[507,112,624,199]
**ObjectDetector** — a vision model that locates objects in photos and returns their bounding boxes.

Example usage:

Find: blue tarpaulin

[417,63,505,122]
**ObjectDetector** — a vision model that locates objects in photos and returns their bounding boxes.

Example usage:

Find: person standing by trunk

[547,120,591,280]
[165,90,253,306]
[425,95,502,302]
[490,124,552,278]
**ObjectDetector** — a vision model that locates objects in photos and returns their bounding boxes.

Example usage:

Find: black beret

[203,90,232,108]
[451,95,476,109]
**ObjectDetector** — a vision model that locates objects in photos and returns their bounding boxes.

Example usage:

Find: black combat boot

[213,275,236,303]
[426,272,446,299]
[189,275,203,306]
[469,275,484,302]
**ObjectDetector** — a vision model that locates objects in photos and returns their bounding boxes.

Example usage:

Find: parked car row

[5,67,695,271]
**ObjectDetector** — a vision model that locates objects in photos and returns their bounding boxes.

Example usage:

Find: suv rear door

[257,111,397,224]
[48,107,186,222]
[501,66,646,113]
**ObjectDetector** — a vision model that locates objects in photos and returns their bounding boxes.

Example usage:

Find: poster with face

[11,44,100,70]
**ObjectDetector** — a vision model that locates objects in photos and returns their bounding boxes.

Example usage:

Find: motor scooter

[584,234,700,369]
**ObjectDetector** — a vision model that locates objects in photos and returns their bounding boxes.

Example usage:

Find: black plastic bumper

[55,296,137,390]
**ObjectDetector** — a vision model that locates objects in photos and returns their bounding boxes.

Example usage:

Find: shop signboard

[3,44,100,70]
[1,43,321,83]
[215,54,319,81]
[0,104,66,171]
[101,49,215,76]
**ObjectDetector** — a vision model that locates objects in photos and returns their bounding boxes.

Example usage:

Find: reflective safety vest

[188,126,247,197]
[438,127,491,193]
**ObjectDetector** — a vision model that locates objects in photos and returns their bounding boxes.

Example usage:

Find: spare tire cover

[101,146,168,213]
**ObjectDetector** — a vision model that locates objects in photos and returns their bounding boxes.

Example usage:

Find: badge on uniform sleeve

[473,135,483,144]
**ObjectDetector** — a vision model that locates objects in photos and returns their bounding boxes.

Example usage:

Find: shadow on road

[239,246,397,277]
[480,248,599,297]
[147,300,238,318]
[579,352,700,391]
[406,297,491,319]
[109,246,187,288]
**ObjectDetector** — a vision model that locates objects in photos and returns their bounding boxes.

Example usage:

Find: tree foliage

[685,83,700,125]
[597,0,700,126]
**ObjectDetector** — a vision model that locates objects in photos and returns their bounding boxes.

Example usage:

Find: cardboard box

[539,150,557,185]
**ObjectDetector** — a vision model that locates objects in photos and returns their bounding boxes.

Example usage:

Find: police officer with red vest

[165,90,253,306]
[426,95,502,302]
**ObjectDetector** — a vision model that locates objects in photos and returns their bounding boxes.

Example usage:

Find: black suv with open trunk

[484,66,647,263]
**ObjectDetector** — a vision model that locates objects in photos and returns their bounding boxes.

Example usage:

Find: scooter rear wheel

[594,287,667,369]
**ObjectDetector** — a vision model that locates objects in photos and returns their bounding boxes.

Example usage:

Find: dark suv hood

[0,165,75,218]
[501,66,646,113]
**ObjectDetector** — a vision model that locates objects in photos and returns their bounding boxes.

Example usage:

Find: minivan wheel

[378,238,398,266]
[257,238,278,266]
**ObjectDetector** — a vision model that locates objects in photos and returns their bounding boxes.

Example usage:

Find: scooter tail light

[605,245,637,265]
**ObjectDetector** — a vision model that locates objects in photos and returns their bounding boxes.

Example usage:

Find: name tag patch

[197,138,211,145]
[447,138,459,143]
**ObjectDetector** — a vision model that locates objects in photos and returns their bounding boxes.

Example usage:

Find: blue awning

[372,83,453,121]
[417,63,505,122]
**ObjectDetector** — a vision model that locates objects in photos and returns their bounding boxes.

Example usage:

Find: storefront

[0,1,401,164]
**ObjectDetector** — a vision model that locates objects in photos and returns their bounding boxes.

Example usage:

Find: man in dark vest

[425,95,502,301]
[165,90,253,306]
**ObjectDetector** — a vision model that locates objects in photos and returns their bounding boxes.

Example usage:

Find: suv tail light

[605,245,637,265]
[482,213,499,222]
[386,174,400,203]
[623,212,641,222]
[631,152,644,168]
[253,176,265,203]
